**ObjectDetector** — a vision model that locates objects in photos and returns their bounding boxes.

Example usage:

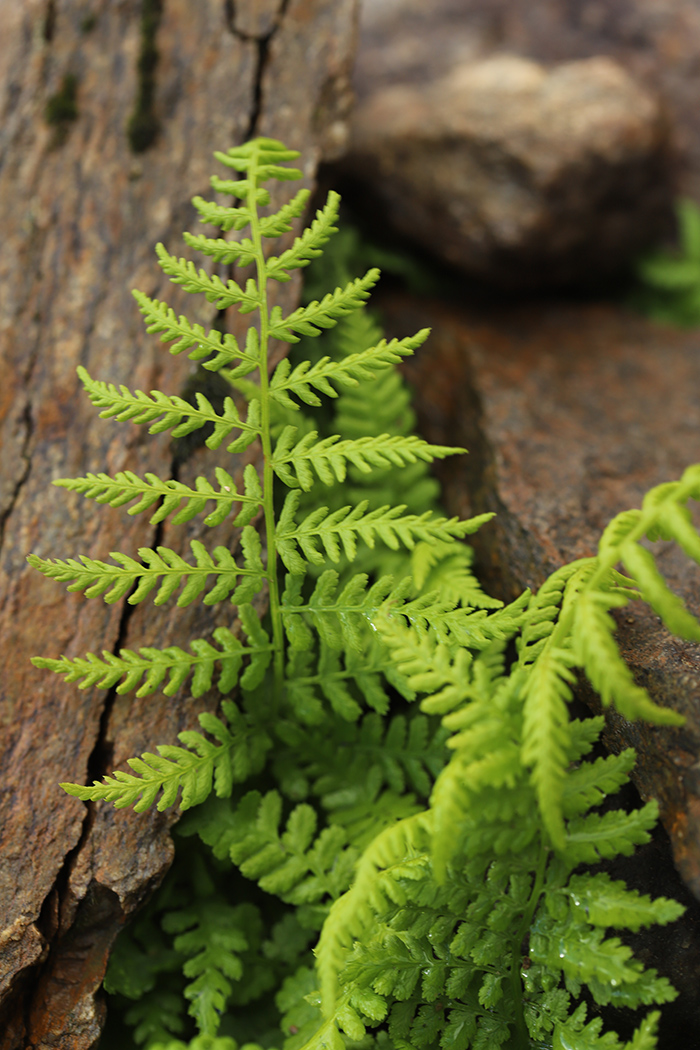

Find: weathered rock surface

[0,1,358,1046]
[347,51,669,287]
[343,0,700,287]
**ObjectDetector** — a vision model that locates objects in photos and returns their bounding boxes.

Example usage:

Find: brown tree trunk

[0,2,358,1046]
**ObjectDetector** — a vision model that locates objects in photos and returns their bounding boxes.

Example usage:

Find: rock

[345,49,670,287]
[0,0,359,1045]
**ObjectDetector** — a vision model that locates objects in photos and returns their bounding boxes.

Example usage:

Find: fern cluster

[28,139,699,1050]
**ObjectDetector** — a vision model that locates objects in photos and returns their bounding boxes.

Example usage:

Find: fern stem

[248,148,285,697]
[510,843,548,1047]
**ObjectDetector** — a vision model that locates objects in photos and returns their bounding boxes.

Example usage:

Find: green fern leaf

[564,873,684,932]
[561,750,637,818]
[521,646,577,851]
[132,291,260,373]
[161,899,248,1036]
[32,622,269,698]
[276,491,492,571]
[620,541,700,641]
[268,271,380,343]
[60,700,270,811]
[563,801,658,866]
[53,462,261,528]
[181,230,258,266]
[155,242,261,311]
[214,137,303,179]
[272,429,463,490]
[191,194,252,232]
[75,365,261,451]
[28,539,256,607]
[265,191,340,282]
[269,331,430,408]
[573,591,685,725]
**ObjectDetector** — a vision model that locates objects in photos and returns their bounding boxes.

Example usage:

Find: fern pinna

[27,138,697,1050]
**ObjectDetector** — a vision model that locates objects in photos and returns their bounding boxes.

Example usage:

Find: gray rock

[346,49,670,287]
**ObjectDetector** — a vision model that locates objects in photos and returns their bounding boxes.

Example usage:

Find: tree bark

[0,2,358,1046]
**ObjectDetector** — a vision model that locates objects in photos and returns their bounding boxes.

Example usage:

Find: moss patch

[45,73,78,147]
[127,0,163,153]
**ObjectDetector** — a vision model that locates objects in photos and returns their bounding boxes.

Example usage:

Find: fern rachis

[27,138,698,1050]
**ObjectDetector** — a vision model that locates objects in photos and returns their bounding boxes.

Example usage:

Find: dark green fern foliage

[29,139,699,1050]
[635,198,700,325]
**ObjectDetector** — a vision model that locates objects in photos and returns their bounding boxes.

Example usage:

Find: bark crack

[224,0,291,140]
[0,347,38,557]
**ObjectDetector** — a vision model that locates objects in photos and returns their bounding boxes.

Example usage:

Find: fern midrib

[249,150,285,697]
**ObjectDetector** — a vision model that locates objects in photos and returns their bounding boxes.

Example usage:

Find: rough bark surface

[381,291,700,900]
[0,1,358,1046]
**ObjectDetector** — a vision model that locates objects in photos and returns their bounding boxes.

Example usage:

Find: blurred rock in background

[340,0,700,287]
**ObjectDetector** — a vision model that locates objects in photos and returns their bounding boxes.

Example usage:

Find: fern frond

[214,137,302,179]
[561,749,637,818]
[122,988,187,1047]
[573,591,684,725]
[76,365,261,452]
[32,622,271,699]
[133,291,261,374]
[155,242,261,311]
[161,899,248,1036]
[308,713,448,805]
[555,1006,661,1050]
[60,700,271,811]
[564,872,684,932]
[272,429,463,490]
[276,491,492,571]
[187,792,358,911]
[316,812,431,1016]
[191,195,253,232]
[53,462,261,528]
[265,191,340,282]
[269,331,429,407]
[521,645,577,852]
[28,535,262,607]
[410,540,503,609]
[181,230,258,266]
[620,541,700,641]
[531,909,677,1009]
[268,271,380,343]
[563,801,659,866]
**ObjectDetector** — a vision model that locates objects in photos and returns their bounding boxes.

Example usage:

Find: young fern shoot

[30,137,479,755]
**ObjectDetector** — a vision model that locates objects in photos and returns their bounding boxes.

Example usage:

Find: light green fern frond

[60,700,271,811]
[53,462,262,528]
[32,616,271,699]
[76,365,261,452]
[271,429,462,491]
[521,645,578,851]
[315,811,432,1017]
[132,291,261,375]
[573,589,683,724]
[268,271,380,343]
[28,534,264,607]
[265,191,341,282]
[269,331,429,409]
[276,491,492,571]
